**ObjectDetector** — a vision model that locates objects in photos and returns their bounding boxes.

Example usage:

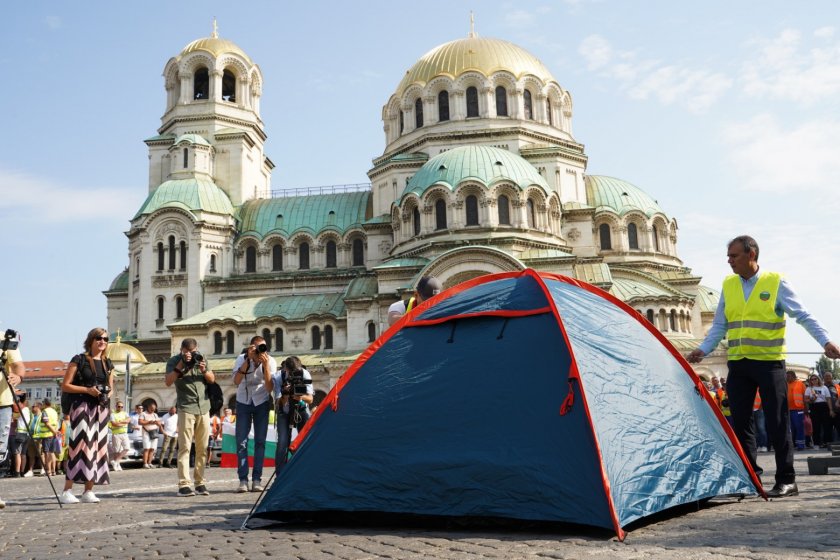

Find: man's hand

[825,341,840,360]
[687,349,705,363]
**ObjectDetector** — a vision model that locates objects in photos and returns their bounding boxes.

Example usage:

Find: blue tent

[251,270,761,539]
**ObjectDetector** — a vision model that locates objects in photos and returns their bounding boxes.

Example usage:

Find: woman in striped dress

[59,328,113,504]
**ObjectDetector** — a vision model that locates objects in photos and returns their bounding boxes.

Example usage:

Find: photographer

[0,332,23,508]
[165,338,215,497]
[232,335,276,493]
[60,327,115,504]
[273,356,314,468]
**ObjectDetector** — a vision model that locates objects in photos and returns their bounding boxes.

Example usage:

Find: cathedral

[105,26,729,405]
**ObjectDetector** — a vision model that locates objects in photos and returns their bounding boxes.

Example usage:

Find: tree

[815,356,839,376]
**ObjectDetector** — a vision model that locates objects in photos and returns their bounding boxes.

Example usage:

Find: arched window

[168,236,176,270]
[299,242,310,270]
[179,241,187,270]
[413,207,421,236]
[524,89,533,120]
[466,86,479,117]
[272,244,283,271]
[175,296,183,319]
[435,199,447,230]
[399,110,404,134]
[547,99,553,125]
[438,91,449,122]
[214,331,223,355]
[135,257,140,278]
[367,322,376,343]
[261,328,272,351]
[193,67,209,100]
[311,326,321,350]
[495,86,508,116]
[526,199,536,228]
[183,148,188,169]
[274,328,284,352]
[157,297,165,320]
[646,310,655,324]
[352,238,364,266]
[414,98,423,129]
[324,325,333,350]
[599,223,612,250]
[157,242,164,271]
[225,331,234,354]
[669,310,677,331]
[133,300,138,328]
[209,254,217,273]
[498,195,511,225]
[222,69,236,102]
[245,246,257,273]
[653,225,661,252]
[465,195,479,226]
[326,240,337,268]
[628,223,639,250]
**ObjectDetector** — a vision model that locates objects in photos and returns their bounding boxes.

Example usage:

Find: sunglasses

[95,336,109,342]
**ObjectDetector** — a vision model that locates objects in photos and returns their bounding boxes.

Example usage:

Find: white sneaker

[60,490,80,504]
[143,464,152,469]
[80,491,100,503]
[23,471,33,478]
[237,482,249,493]
[115,463,122,471]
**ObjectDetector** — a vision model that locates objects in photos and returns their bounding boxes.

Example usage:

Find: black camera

[256,343,267,353]
[185,351,204,370]
[2,329,19,351]
[97,384,111,406]
[286,369,312,397]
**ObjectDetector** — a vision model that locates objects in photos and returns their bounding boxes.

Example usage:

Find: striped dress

[66,398,111,485]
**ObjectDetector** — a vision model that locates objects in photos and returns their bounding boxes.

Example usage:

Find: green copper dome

[402,146,549,200]
[238,191,371,239]
[134,178,234,219]
[584,175,666,218]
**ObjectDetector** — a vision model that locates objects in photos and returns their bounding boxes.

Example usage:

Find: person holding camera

[165,338,215,497]
[232,335,276,493]
[59,327,115,504]
[0,332,23,508]
[273,356,314,468]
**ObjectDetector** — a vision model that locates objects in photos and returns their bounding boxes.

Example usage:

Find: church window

[498,195,511,225]
[435,199,447,230]
[599,224,612,250]
[214,331,222,355]
[168,236,176,270]
[261,328,272,351]
[225,330,234,354]
[157,243,164,271]
[245,246,257,273]
[299,242,310,270]
[222,69,236,102]
[414,98,423,129]
[133,300,138,328]
[272,244,283,271]
[465,195,479,226]
[413,207,421,236]
[135,257,140,277]
[175,296,183,319]
[193,67,209,100]
[352,238,364,266]
[326,240,337,268]
[526,199,536,228]
[646,310,655,324]
[628,223,639,250]
[274,328,284,352]
[157,297,165,320]
[399,110,404,134]
[524,89,533,120]
[183,148,188,169]
[547,99,553,125]
[669,310,677,331]
[438,91,449,122]
[466,86,479,117]
[179,241,187,270]
[311,326,321,350]
[367,322,376,343]
[324,325,333,350]
[209,254,217,273]
[653,225,661,252]
[495,86,508,116]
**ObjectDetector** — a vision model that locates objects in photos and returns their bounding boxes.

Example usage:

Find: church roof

[402,145,549,201]
[134,178,234,219]
[610,277,677,302]
[171,293,346,327]
[696,285,721,313]
[585,175,667,218]
[108,268,129,292]
[174,133,211,146]
[237,192,370,239]
[396,36,558,97]
[180,36,252,64]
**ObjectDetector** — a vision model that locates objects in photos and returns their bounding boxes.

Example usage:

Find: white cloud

[722,114,840,194]
[0,166,141,224]
[578,34,731,113]
[503,9,537,28]
[740,28,840,104]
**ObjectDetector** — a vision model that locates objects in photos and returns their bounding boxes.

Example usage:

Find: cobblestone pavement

[1,450,839,559]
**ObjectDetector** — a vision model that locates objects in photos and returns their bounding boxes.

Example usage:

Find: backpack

[60,354,113,413]
[204,381,224,414]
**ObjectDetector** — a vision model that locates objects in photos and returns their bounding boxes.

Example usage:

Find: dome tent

[248,270,761,539]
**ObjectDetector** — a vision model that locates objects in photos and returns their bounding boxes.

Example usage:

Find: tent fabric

[251,269,759,538]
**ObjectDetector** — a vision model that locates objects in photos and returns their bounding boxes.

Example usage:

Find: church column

[536,93,548,124]
[511,88,523,119]
[210,70,223,102]
[423,95,435,127]
[240,77,250,107]
[179,72,191,104]
[451,91,465,121]
[481,87,493,118]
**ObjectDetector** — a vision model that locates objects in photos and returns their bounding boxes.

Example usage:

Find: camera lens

[257,343,267,353]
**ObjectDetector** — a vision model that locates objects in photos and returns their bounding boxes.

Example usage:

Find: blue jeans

[790,410,805,449]
[754,407,768,450]
[235,400,271,484]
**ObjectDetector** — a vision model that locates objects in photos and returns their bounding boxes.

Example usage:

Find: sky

[2,1,839,362]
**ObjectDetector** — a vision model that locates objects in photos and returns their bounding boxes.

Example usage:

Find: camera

[256,343,268,353]
[97,384,111,406]
[1,329,19,351]
[286,369,312,397]
[185,351,204,370]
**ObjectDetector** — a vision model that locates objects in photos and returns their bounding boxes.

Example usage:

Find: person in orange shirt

[753,390,769,453]
[786,370,806,450]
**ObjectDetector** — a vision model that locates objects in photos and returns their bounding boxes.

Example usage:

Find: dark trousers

[726,359,795,484]
[810,402,832,446]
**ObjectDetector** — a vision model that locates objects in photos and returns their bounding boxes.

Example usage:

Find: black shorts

[12,433,29,454]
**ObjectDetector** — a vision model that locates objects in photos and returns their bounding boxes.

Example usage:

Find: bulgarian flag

[220,419,278,468]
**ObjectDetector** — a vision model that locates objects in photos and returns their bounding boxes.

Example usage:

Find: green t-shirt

[166,354,211,415]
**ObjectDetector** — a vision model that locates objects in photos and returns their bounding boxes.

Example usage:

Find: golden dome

[396,36,558,97]
[180,37,252,64]
[105,333,149,369]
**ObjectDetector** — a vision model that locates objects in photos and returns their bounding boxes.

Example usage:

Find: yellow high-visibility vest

[723,272,786,361]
